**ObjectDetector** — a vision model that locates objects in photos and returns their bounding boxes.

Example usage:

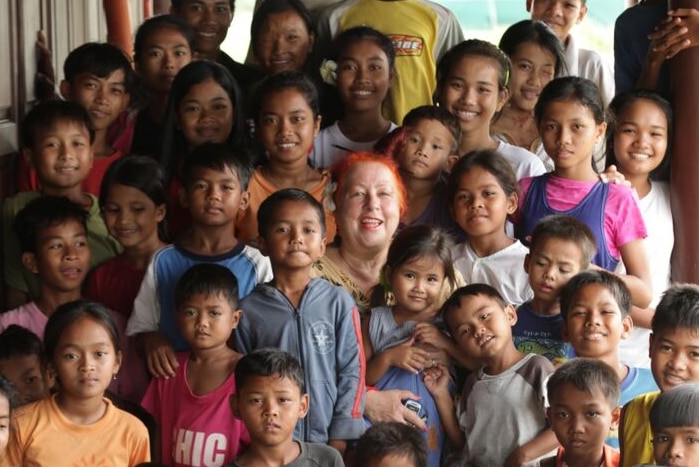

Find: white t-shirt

[310,121,398,169]
[496,140,547,181]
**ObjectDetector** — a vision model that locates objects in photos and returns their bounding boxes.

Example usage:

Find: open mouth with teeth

[628,152,651,161]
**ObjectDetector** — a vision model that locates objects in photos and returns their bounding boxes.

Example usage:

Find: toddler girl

[435,39,546,180]
[5,300,150,465]
[313,26,397,169]
[492,20,566,171]
[449,149,533,307]
[516,76,652,309]
[363,225,460,467]
[606,89,673,368]
[236,71,336,244]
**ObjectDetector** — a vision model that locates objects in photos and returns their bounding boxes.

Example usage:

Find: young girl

[516,76,653,309]
[0,375,16,463]
[435,39,546,180]
[312,26,397,169]
[236,71,336,244]
[491,20,566,171]
[647,383,699,466]
[160,60,247,239]
[5,300,150,466]
[606,89,673,368]
[448,150,533,307]
[129,14,196,159]
[362,225,460,467]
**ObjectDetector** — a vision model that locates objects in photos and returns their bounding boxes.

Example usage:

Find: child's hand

[422,364,450,398]
[413,322,452,350]
[140,332,179,378]
[387,337,430,374]
[598,165,631,187]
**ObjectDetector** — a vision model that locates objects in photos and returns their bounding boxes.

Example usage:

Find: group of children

[0,0,693,465]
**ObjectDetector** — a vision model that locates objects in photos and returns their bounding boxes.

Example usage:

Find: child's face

[391,255,445,317]
[539,99,606,176]
[525,238,585,304]
[233,374,309,447]
[177,77,235,150]
[24,219,90,294]
[51,316,122,403]
[449,166,517,239]
[562,283,632,360]
[0,354,50,405]
[258,88,320,166]
[446,294,518,363]
[255,10,314,75]
[653,425,699,465]
[508,41,556,113]
[0,394,8,458]
[336,39,392,112]
[103,183,166,250]
[174,0,233,57]
[28,121,93,191]
[176,292,241,350]
[136,26,194,96]
[437,55,507,136]
[547,383,620,462]
[398,119,455,181]
[62,71,130,132]
[530,0,587,42]
[650,327,699,392]
[259,200,326,271]
[181,165,249,228]
[613,98,668,179]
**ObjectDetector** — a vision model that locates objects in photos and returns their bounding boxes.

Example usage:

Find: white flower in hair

[320,59,338,86]
[322,180,338,212]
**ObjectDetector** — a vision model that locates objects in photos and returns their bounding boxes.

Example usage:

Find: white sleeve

[125,257,160,336]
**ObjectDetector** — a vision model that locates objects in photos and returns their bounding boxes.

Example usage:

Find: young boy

[645,383,699,466]
[395,105,461,233]
[514,215,596,364]
[234,188,366,452]
[355,422,428,467]
[559,270,658,449]
[528,0,614,107]
[428,284,557,466]
[529,358,621,467]
[619,284,699,466]
[126,142,272,378]
[2,100,121,310]
[0,325,51,406]
[230,348,344,467]
[141,263,249,466]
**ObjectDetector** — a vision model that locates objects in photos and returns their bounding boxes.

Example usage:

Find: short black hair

[559,270,631,320]
[133,14,196,64]
[650,383,699,432]
[63,42,135,93]
[181,142,254,191]
[402,105,462,154]
[14,196,88,254]
[254,70,320,120]
[175,263,240,310]
[547,358,620,409]
[235,348,304,394]
[529,215,597,269]
[447,149,519,201]
[21,100,95,149]
[443,284,508,336]
[0,325,44,365]
[499,20,567,78]
[536,76,605,125]
[652,284,699,334]
[329,26,396,70]
[257,188,326,239]
[355,422,428,467]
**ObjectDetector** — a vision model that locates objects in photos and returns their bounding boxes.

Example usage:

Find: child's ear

[620,315,633,340]
[113,350,123,377]
[610,405,621,430]
[299,393,309,418]
[59,80,72,100]
[155,204,167,223]
[446,154,459,172]
[504,304,518,326]
[229,393,241,418]
[239,190,250,212]
[506,192,518,215]
[230,309,242,329]
[21,252,39,275]
[496,87,510,113]
[313,115,322,137]
[576,5,588,24]
[595,121,608,144]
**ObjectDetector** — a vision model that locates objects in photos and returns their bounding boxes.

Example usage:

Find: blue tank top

[517,175,618,271]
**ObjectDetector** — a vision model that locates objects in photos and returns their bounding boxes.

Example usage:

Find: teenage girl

[606,89,673,368]
[435,39,546,180]
[516,76,652,310]
[362,225,461,467]
[5,301,150,465]
[160,60,247,239]
[492,20,566,171]
[312,26,397,169]
[0,375,16,463]
[236,71,336,244]
[129,14,196,158]
[448,150,533,307]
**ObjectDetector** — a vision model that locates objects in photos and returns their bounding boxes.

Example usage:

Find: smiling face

[181,165,249,227]
[64,70,130,132]
[398,119,455,181]
[390,255,446,318]
[233,374,309,448]
[437,55,507,138]
[176,292,240,350]
[548,383,620,463]
[336,39,392,113]
[650,327,699,392]
[530,0,587,42]
[136,26,194,96]
[102,183,166,251]
[258,88,320,167]
[613,98,669,179]
[653,425,699,466]
[563,283,632,360]
[525,237,585,305]
[174,0,233,58]
[178,77,235,150]
[255,10,314,75]
[508,41,556,113]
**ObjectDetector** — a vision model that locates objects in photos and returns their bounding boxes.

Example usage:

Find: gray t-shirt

[230,441,345,467]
